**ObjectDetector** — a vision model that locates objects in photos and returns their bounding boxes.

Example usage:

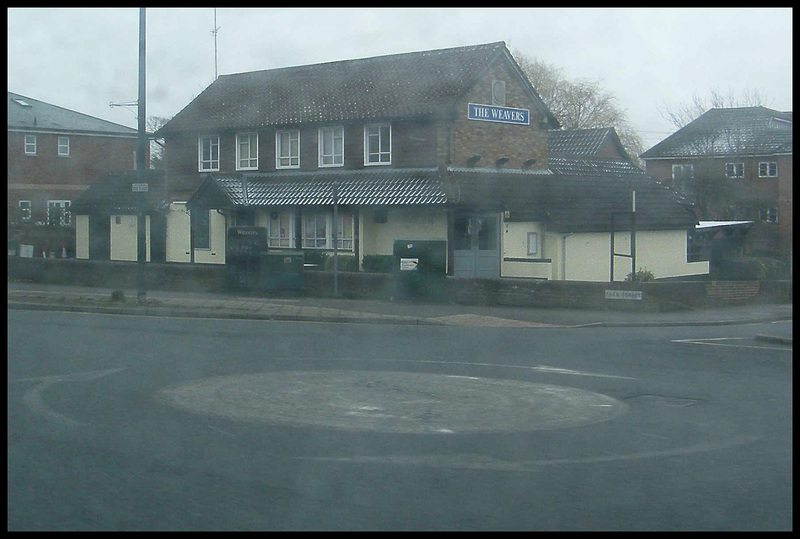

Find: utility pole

[136,7,148,304]
[332,182,339,297]
[211,8,220,80]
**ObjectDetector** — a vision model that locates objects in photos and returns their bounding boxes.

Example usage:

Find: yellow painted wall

[110,214,150,262]
[360,207,448,258]
[166,203,191,263]
[75,215,89,259]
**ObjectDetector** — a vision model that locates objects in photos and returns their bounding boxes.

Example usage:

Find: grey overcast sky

[7,7,793,151]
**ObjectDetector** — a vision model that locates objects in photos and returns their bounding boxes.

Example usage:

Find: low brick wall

[7,257,792,311]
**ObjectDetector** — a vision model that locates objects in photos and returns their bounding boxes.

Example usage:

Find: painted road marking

[672,337,792,352]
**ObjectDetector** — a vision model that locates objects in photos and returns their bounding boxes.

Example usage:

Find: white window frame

[276,130,300,169]
[47,200,71,227]
[671,163,693,180]
[759,207,779,223]
[58,136,70,157]
[364,123,391,165]
[266,210,295,248]
[18,200,32,222]
[758,161,778,178]
[198,135,220,172]
[301,210,354,250]
[24,135,37,155]
[318,126,344,167]
[725,162,744,178]
[236,132,258,170]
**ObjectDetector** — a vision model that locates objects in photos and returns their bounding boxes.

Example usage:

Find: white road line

[671,338,792,352]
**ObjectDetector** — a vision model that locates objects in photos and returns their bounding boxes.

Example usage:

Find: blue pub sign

[468,103,530,125]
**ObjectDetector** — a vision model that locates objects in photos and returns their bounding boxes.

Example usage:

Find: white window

[24,135,36,155]
[319,126,344,167]
[18,200,32,222]
[725,162,744,178]
[759,207,779,223]
[236,133,258,170]
[527,232,539,256]
[672,163,693,180]
[301,211,354,250]
[198,135,220,171]
[276,130,300,169]
[47,200,71,227]
[267,210,294,248]
[758,162,778,178]
[364,123,391,165]
[58,136,70,156]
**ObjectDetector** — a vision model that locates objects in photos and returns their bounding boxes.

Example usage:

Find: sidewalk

[6,281,793,335]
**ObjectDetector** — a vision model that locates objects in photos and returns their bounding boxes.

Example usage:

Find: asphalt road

[7,310,793,531]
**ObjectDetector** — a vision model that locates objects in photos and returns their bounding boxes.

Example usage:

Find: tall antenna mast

[211,8,220,80]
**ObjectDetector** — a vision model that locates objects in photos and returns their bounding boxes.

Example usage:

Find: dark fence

[7,257,792,311]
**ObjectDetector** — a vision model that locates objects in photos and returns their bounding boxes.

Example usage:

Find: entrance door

[453,212,500,278]
[88,214,110,260]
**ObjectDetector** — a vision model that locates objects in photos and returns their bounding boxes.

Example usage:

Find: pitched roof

[547,157,644,176]
[71,170,167,214]
[188,167,695,233]
[547,127,626,158]
[641,106,793,159]
[7,92,138,136]
[158,42,558,135]
[448,168,695,232]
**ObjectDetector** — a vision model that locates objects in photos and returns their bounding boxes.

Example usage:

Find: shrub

[361,254,396,274]
[713,256,767,281]
[302,250,328,270]
[625,268,655,282]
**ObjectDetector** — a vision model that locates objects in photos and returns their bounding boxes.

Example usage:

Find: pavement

[6,281,793,341]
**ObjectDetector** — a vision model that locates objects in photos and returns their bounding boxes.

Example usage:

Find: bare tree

[147,115,171,169]
[659,87,772,129]
[513,50,645,165]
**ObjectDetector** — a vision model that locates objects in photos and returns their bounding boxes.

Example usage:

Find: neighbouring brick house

[8,91,143,256]
[75,42,708,281]
[640,107,792,258]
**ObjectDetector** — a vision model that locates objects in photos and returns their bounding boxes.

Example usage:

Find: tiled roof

[71,170,167,214]
[641,106,793,159]
[7,92,138,136]
[189,167,694,233]
[448,168,695,232]
[547,127,616,157]
[158,42,558,135]
[547,157,645,176]
[190,168,448,208]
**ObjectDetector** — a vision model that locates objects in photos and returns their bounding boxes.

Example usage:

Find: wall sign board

[468,103,530,125]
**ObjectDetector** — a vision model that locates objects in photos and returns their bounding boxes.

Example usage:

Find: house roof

[188,167,696,233]
[547,157,644,176]
[157,42,559,136]
[547,127,627,158]
[71,170,167,214]
[640,106,793,159]
[7,92,138,136]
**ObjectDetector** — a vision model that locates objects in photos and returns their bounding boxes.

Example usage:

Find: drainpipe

[561,233,573,281]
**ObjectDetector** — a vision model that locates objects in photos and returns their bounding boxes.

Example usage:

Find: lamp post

[136,7,147,304]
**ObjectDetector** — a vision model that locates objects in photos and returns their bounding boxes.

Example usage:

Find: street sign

[132,183,149,192]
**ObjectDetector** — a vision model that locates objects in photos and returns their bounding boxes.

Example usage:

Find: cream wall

[166,203,191,263]
[360,207,448,257]
[557,229,709,282]
[110,214,150,262]
[75,215,89,259]
[192,209,226,264]
[500,221,552,279]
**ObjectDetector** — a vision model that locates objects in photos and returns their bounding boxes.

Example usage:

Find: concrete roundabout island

[156,370,627,434]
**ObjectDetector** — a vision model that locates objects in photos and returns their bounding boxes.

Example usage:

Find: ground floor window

[47,200,71,226]
[301,210,354,250]
[267,210,294,248]
[687,229,710,262]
